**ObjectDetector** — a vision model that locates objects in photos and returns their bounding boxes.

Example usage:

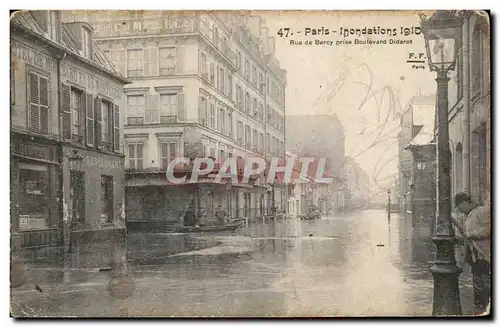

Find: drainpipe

[462,17,471,194]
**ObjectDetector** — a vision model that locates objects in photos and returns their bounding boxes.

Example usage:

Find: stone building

[343,157,371,211]
[62,11,287,230]
[397,95,435,217]
[446,11,490,207]
[286,114,346,213]
[10,11,130,253]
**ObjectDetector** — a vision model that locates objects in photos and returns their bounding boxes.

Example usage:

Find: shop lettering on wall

[85,155,123,169]
[61,63,122,100]
[14,143,52,161]
[11,41,57,73]
[95,17,195,37]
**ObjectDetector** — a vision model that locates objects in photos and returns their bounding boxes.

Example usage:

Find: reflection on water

[11,210,474,317]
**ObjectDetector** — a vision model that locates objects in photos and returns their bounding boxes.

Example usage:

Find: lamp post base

[431,235,463,316]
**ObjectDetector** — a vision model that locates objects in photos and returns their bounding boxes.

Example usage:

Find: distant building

[10,11,130,252]
[286,114,346,213]
[63,11,287,230]
[343,157,371,211]
[397,95,436,239]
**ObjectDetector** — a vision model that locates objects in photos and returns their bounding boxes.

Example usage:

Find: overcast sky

[260,10,437,190]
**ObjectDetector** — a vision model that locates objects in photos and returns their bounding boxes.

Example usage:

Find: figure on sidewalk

[184,199,198,227]
[453,192,491,315]
[215,205,227,225]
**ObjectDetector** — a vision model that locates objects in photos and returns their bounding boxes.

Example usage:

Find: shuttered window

[86,94,94,146]
[127,49,143,77]
[143,47,158,76]
[113,104,120,152]
[28,72,49,135]
[127,143,143,169]
[71,88,83,141]
[159,47,176,75]
[161,142,177,170]
[94,97,102,146]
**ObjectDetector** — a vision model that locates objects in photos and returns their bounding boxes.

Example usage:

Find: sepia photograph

[8,8,491,318]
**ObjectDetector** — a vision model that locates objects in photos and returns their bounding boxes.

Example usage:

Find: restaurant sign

[11,41,57,73]
[84,155,123,170]
[61,63,122,100]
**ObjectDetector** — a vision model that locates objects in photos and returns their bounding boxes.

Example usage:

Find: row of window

[235,49,285,106]
[62,82,120,152]
[27,71,120,152]
[127,141,178,170]
[126,92,183,125]
[199,52,233,99]
[103,47,184,78]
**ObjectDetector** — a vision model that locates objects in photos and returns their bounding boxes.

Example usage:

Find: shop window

[18,163,49,230]
[101,175,114,223]
[70,171,85,223]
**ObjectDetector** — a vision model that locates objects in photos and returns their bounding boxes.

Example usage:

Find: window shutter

[198,95,206,125]
[175,47,184,73]
[61,83,71,139]
[108,103,113,149]
[177,92,185,121]
[94,98,102,147]
[86,94,94,146]
[113,104,120,152]
[79,92,86,142]
[39,77,49,135]
[28,73,40,133]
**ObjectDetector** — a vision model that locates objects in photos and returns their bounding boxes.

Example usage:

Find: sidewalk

[11,232,221,290]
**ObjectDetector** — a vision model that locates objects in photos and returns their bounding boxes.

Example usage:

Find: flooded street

[11,210,474,317]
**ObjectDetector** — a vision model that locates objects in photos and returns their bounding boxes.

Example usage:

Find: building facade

[343,157,371,211]
[62,11,287,230]
[11,11,130,252]
[446,11,490,207]
[286,114,346,213]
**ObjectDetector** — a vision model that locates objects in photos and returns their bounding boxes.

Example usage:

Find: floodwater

[11,210,474,317]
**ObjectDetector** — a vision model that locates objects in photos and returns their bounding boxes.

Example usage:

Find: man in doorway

[453,192,491,315]
[215,205,227,225]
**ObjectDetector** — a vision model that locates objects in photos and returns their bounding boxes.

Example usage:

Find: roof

[405,101,436,148]
[11,11,130,84]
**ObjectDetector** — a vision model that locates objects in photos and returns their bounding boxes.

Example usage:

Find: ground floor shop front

[61,146,126,252]
[10,133,62,251]
[125,172,288,232]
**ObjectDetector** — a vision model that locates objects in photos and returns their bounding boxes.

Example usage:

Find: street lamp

[387,189,391,221]
[420,10,463,316]
[67,150,84,253]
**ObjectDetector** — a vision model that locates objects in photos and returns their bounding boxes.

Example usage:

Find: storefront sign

[11,41,57,73]
[13,142,54,162]
[61,63,122,100]
[94,17,196,38]
[85,155,123,169]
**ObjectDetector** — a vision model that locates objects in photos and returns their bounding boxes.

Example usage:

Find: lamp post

[387,189,391,222]
[420,10,464,316]
[67,149,84,253]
